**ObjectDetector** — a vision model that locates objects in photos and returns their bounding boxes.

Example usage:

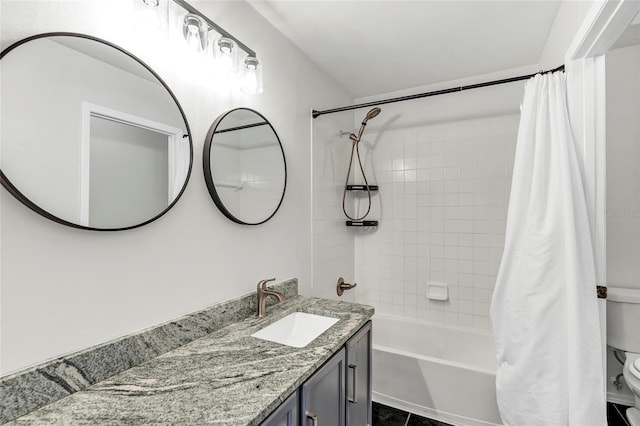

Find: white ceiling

[53,37,160,85]
[248,0,563,98]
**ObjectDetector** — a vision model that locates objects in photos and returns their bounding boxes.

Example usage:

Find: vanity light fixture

[134,0,169,34]
[241,56,263,95]
[143,0,262,93]
[212,36,238,74]
[183,13,207,52]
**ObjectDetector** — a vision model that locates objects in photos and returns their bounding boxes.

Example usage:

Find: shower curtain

[490,72,606,426]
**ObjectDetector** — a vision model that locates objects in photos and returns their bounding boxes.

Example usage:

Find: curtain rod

[214,121,268,134]
[312,64,565,119]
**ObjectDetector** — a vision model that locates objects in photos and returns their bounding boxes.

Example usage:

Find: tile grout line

[613,404,631,426]
[404,413,411,426]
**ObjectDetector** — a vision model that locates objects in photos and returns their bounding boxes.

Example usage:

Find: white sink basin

[251,312,339,348]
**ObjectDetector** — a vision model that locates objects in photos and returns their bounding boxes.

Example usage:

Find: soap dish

[427,282,449,301]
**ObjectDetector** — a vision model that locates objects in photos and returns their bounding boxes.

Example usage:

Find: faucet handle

[258,278,276,290]
[337,277,357,296]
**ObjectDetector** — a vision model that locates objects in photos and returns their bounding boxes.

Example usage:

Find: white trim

[566,56,607,284]
[566,0,640,61]
[167,133,179,201]
[80,102,184,227]
[566,0,640,290]
[372,393,501,426]
[607,390,635,406]
[80,103,92,226]
[564,0,640,403]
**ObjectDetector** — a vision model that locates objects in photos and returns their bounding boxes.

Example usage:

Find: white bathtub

[372,314,503,426]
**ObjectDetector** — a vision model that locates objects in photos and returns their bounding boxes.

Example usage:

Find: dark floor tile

[406,412,454,426]
[608,402,631,426]
[375,401,631,426]
[373,402,410,426]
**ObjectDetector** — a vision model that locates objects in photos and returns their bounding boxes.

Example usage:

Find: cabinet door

[346,321,372,426]
[301,348,346,426]
[261,390,298,426]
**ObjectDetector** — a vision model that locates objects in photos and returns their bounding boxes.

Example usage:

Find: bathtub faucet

[337,277,357,296]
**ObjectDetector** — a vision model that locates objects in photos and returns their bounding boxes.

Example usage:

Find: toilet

[607,286,640,426]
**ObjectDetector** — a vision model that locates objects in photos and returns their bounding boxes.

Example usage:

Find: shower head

[363,107,381,123]
[351,107,382,142]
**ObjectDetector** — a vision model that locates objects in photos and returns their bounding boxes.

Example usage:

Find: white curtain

[490,72,606,426]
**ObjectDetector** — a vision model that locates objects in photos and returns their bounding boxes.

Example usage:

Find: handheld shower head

[351,107,382,142]
[363,107,381,123]
[343,106,381,221]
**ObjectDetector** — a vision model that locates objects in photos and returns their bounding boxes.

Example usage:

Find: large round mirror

[0,33,193,230]
[203,108,286,225]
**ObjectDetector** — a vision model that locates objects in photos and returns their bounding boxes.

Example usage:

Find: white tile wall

[352,114,519,330]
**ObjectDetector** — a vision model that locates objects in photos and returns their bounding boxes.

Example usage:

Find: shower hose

[342,136,372,221]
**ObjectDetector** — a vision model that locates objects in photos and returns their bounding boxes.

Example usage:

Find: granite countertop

[8,296,374,425]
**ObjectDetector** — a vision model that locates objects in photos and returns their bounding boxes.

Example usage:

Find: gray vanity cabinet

[346,321,372,426]
[301,348,346,426]
[260,321,372,426]
[262,390,299,426]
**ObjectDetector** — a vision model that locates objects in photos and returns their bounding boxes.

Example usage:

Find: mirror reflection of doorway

[89,116,169,228]
[80,103,184,228]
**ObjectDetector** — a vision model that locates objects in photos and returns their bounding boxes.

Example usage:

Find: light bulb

[212,37,238,75]
[186,26,200,51]
[183,14,206,53]
[134,0,168,35]
[242,57,263,94]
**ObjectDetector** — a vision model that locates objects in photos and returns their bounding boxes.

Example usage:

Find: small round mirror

[0,33,193,230]
[203,108,286,225]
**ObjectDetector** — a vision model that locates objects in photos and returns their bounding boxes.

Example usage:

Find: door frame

[564,0,640,392]
[80,102,183,226]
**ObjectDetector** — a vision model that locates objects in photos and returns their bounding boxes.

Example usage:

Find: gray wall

[89,117,169,228]
[606,43,640,290]
[0,0,351,374]
[1,38,184,223]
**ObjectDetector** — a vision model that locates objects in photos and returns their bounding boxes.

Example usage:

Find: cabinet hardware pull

[348,363,358,403]
[305,410,318,426]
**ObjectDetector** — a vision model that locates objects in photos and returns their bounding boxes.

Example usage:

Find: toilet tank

[607,286,640,353]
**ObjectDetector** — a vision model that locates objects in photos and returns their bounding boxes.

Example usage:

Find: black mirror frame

[0,32,194,231]
[203,108,287,225]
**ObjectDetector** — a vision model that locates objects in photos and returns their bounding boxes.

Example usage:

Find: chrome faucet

[257,278,285,317]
